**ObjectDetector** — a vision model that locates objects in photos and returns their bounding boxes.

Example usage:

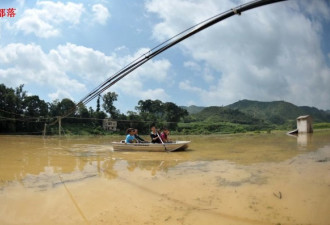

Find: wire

[76,11,228,107]
[79,0,287,107]
[46,0,287,127]
[0,108,42,120]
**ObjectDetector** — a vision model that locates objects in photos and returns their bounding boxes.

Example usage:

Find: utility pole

[58,116,62,136]
[43,123,47,136]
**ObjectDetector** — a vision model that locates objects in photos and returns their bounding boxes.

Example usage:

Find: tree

[163,102,188,122]
[0,84,16,114]
[0,84,17,132]
[95,111,107,126]
[136,99,163,115]
[89,107,94,117]
[48,100,61,117]
[59,98,76,124]
[23,95,48,117]
[60,98,76,115]
[127,111,140,121]
[96,95,100,112]
[77,103,89,118]
[135,99,164,121]
[20,95,48,132]
[102,92,119,119]
[126,111,150,133]
[135,99,188,130]
[49,98,76,117]
[163,102,188,129]
[15,84,26,115]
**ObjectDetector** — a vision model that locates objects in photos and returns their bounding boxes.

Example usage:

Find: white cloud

[184,61,214,82]
[15,15,59,38]
[16,0,25,8]
[113,47,171,82]
[184,61,201,71]
[115,45,128,52]
[202,67,215,83]
[139,88,169,101]
[48,90,73,101]
[13,1,84,38]
[146,0,330,109]
[187,100,196,106]
[50,43,121,83]
[0,43,171,103]
[179,80,202,93]
[92,4,110,25]
[146,0,221,41]
[300,0,330,21]
[0,43,86,99]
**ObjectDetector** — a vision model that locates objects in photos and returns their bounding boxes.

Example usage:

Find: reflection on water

[296,133,313,148]
[0,130,330,225]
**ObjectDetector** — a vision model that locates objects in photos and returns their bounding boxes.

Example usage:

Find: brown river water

[0,131,330,225]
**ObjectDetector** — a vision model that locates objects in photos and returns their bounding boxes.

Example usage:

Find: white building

[297,115,313,133]
[103,119,117,131]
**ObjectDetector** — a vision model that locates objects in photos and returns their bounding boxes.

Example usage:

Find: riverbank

[1,123,330,137]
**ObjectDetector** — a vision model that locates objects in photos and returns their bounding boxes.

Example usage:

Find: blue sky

[0,0,330,114]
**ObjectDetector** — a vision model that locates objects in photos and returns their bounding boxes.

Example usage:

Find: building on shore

[103,119,117,131]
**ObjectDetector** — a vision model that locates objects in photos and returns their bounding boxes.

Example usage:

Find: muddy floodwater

[1,131,330,225]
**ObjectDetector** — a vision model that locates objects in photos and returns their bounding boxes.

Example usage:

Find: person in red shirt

[160,128,171,143]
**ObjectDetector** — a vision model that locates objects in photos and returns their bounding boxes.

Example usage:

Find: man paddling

[150,125,161,143]
[133,129,146,143]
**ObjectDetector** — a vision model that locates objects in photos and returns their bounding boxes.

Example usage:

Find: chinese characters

[0,8,16,18]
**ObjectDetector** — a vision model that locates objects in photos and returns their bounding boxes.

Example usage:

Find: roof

[297,115,311,120]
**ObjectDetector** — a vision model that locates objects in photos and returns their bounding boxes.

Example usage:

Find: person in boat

[134,129,146,143]
[150,125,161,143]
[160,128,171,143]
[125,128,136,143]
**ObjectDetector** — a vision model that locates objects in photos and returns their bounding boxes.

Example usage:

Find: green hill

[193,106,262,124]
[226,100,330,124]
[179,106,271,134]
[180,105,205,114]
[179,100,330,134]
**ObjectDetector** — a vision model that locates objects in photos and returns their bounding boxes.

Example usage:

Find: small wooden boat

[111,141,190,152]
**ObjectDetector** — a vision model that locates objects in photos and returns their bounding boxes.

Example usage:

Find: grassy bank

[314,122,330,129]
[45,122,330,136]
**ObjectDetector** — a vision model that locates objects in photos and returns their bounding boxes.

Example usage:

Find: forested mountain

[226,100,330,123]
[181,105,205,114]
[192,107,263,124]
[183,100,330,124]
[179,100,330,134]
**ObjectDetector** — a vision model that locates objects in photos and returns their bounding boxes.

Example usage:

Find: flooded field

[0,131,330,225]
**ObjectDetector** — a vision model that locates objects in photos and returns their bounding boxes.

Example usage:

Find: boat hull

[112,141,190,152]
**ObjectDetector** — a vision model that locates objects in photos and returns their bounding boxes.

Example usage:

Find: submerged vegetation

[1,83,330,135]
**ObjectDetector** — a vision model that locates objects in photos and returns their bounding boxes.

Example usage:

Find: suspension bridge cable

[76,8,232,106]
[0,108,43,120]
[80,0,287,105]
[47,0,287,127]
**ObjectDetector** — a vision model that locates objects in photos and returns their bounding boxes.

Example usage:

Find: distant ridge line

[181,99,330,123]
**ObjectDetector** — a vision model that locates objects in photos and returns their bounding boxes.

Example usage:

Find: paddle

[157,131,168,152]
